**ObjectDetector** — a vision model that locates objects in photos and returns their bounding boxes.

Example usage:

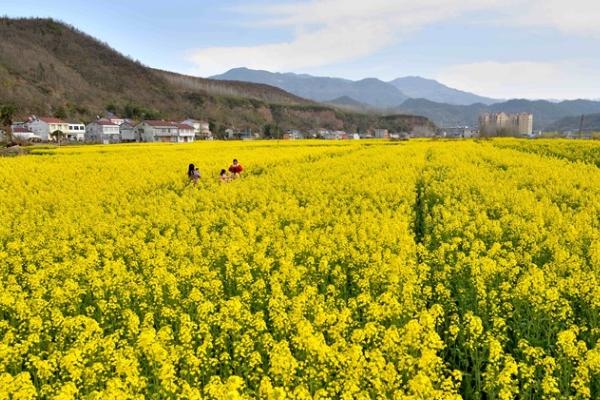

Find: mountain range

[0,18,433,135]
[212,67,499,107]
[213,67,600,130]
[396,98,600,130]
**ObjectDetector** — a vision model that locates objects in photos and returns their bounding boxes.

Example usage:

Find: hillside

[0,18,433,134]
[546,113,600,132]
[397,98,600,129]
[211,68,409,108]
[388,76,499,105]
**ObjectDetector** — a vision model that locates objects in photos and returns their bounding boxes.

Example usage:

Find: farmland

[0,139,599,399]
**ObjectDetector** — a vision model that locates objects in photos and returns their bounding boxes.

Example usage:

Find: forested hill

[0,17,434,133]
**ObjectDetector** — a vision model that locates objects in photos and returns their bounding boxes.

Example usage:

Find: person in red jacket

[228,159,244,179]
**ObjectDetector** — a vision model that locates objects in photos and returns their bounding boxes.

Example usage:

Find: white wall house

[120,122,137,142]
[135,120,195,143]
[86,120,121,144]
[67,123,86,141]
[181,119,212,139]
[12,127,42,141]
[373,128,389,139]
[27,117,69,141]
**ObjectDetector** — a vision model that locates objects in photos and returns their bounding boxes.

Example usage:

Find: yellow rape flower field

[0,139,599,400]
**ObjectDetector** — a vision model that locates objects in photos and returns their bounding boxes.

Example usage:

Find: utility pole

[578,114,585,138]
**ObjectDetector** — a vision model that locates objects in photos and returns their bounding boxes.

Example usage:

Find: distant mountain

[325,96,369,110]
[212,67,501,108]
[0,18,434,134]
[388,76,499,105]
[397,98,600,130]
[546,113,600,132]
[397,99,486,127]
[212,68,409,108]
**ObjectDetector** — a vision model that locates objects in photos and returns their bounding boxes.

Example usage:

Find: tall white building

[479,112,533,136]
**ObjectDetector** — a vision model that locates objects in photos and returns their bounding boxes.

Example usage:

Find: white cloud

[189,0,502,76]
[507,0,600,38]
[435,61,600,99]
[188,0,600,95]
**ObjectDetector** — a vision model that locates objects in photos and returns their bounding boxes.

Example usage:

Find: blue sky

[3,0,600,99]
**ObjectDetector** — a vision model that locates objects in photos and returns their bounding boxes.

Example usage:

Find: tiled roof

[39,117,65,123]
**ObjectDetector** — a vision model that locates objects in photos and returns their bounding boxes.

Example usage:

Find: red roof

[39,117,65,123]
[13,127,32,133]
[176,123,194,130]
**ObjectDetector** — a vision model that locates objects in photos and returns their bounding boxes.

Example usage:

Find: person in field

[219,169,231,183]
[228,159,244,178]
[187,163,201,185]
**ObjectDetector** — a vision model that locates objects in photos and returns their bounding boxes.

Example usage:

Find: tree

[106,103,118,115]
[53,106,67,120]
[51,130,65,146]
[0,104,16,143]
[263,123,283,139]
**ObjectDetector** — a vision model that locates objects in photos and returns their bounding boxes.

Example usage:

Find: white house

[27,117,69,141]
[86,119,121,144]
[181,119,212,139]
[120,121,137,142]
[11,127,42,141]
[66,123,86,141]
[135,120,195,143]
[373,128,389,139]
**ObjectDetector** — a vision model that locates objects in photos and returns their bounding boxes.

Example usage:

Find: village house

[323,130,348,140]
[373,128,389,139]
[226,128,255,140]
[411,126,436,137]
[181,119,212,139]
[27,117,69,141]
[440,126,478,138]
[67,123,86,141]
[135,120,195,143]
[119,121,137,142]
[283,129,304,140]
[86,119,121,144]
[12,126,42,141]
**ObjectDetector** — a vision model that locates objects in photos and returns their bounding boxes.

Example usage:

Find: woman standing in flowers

[187,163,200,185]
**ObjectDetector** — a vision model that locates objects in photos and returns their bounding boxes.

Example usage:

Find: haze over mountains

[213,67,600,130]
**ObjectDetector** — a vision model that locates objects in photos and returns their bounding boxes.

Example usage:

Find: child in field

[187,163,201,185]
[228,159,244,179]
[219,169,231,183]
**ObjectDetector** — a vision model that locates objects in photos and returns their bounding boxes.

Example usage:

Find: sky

[2,0,600,100]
